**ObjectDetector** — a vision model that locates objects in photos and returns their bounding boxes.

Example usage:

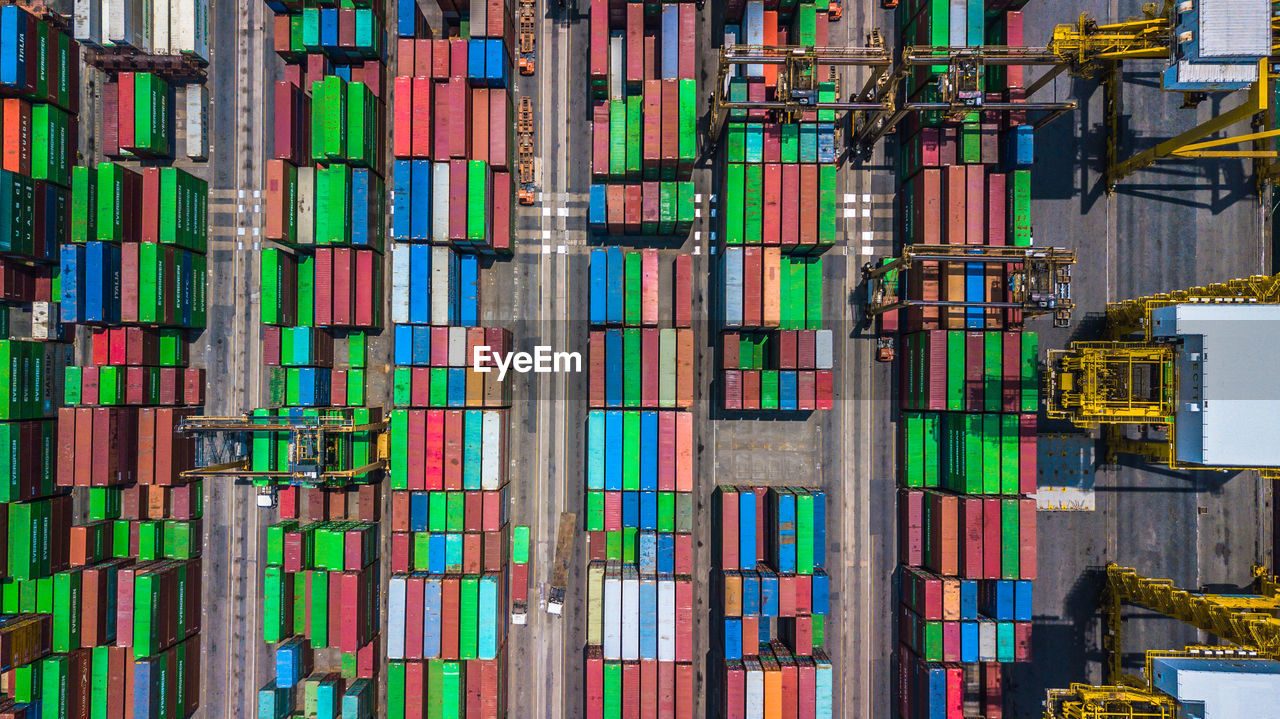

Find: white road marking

[862,231,874,241]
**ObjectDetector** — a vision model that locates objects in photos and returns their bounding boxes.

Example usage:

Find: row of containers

[715,0,842,416]
[586,0,698,238]
[1,5,214,715]
[714,486,834,719]
[890,1,1037,717]
[260,516,382,719]
[580,4,702,717]
[254,0,390,590]
[381,4,519,719]
[381,34,515,253]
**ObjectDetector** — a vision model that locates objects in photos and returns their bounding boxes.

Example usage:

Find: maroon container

[673,254,691,328]
[798,164,817,247]
[449,159,468,241]
[678,5,695,79]
[491,170,511,253]
[797,371,815,411]
[625,4,642,86]
[661,79,677,173]
[961,497,983,579]
[624,184,642,233]
[592,102,609,180]
[722,370,741,411]
[489,90,510,170]
[898,489,924,566]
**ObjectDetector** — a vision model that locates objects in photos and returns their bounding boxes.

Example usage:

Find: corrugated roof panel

[1197,0,1270,59]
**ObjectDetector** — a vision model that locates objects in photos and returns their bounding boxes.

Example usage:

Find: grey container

[815,329,833,370]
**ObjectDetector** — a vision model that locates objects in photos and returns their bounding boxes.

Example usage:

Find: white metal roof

[1152,303,1280,468]
[1197,0,1272,59]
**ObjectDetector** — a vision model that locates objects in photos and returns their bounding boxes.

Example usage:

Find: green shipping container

[1010,170,1031,246]
[1000,499,1019,579]
[724,163,744,245]
[467,160,489,243]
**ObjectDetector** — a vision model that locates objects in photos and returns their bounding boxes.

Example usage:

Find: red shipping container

[674,533,692,575]
[1019,414,1037,494]
[355,249,376,327]
[798,164,817,247]
[723,369,742,410]
[899,489,924,566]
[444,410,464,489]
[762,163,781,245]
[678,4,696,79]
[334,248,353,326]
[966,164,985,245]
[622,661,640,719]
[489,90,510,170]
[449,159,468,241]
[586,647,604,719]
[1019,498,1037,579]
[673,254,691,328]
[641,328,659,407]
[592,102,609,180]
[674,663,693,719]
[743,247,761,327]
[725,662,745,719]
[815,370,833,410]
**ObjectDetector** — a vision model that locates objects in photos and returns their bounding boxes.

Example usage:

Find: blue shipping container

[606,246,624,324]
[391,161,412,239]
[605,329,623,407]
[605,411,622,490]
[589,248,607,325]
[587,410,605,489]
[588,185,607,231]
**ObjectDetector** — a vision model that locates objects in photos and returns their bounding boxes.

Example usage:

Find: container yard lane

[200,0,273,713]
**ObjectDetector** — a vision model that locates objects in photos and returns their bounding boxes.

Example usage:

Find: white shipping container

[431,162,449,242]
[152,0,169,54]
[621,571,639,661]
[105,0,126,46]
[131,0,151,54]
[657,579,675,662]
[814,329,833,370]
[430,246,452,326]
[74,0,102,47]
[387,576,407,660]
[31,302,59,341]
[744,2,763,76]
[609,33,623,101]
[470,0,487,37]
[185,84,208,160]
[745,660,764,719]
[603,572,622,659]
[979,621,997,662]
[297,167,315,245]
[480,411,504,490]
[390,245,410,324]
[448,326,467,367]
[949,0,966,48]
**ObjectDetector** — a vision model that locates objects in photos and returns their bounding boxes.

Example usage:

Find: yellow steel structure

[1103,564,1280,686]
[1047,2,1280,189]
[1043,683,1177,719]
[1044,274,1280,477]
[1044,343,1175,426]
[1102,273,1280,340]
[1043,645,1268,718]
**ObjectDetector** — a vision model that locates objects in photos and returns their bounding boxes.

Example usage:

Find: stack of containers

[1,6,212,708]
[72,0,212,61]
[383,5,517,719]
[260,507,384,716]
[891,2,1038,717]
[714,486,834,719]
[101,72,173,158]
[582,249,695,719]
[261,521,381,661]
[262,326,373,408]
[717,0,839,412]
[62,163,209,328]
[0,3,78,336]
[388,30,514,253]
[586,0,697,236]
[587,249,695,409]
[721,330,834,411]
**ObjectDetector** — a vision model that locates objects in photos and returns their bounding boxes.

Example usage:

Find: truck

[546,511,576,615]
[511,525,531,625]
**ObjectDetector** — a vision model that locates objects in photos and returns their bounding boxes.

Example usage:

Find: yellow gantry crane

[1043,565,1280,718]
[1045,273,1280,477]
[1047,1,1280,189]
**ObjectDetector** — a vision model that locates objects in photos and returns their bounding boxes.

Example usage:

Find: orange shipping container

[676,328,694,408]
[762,248,782,328]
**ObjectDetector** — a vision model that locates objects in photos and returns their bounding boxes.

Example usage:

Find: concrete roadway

[197,0,273,713]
